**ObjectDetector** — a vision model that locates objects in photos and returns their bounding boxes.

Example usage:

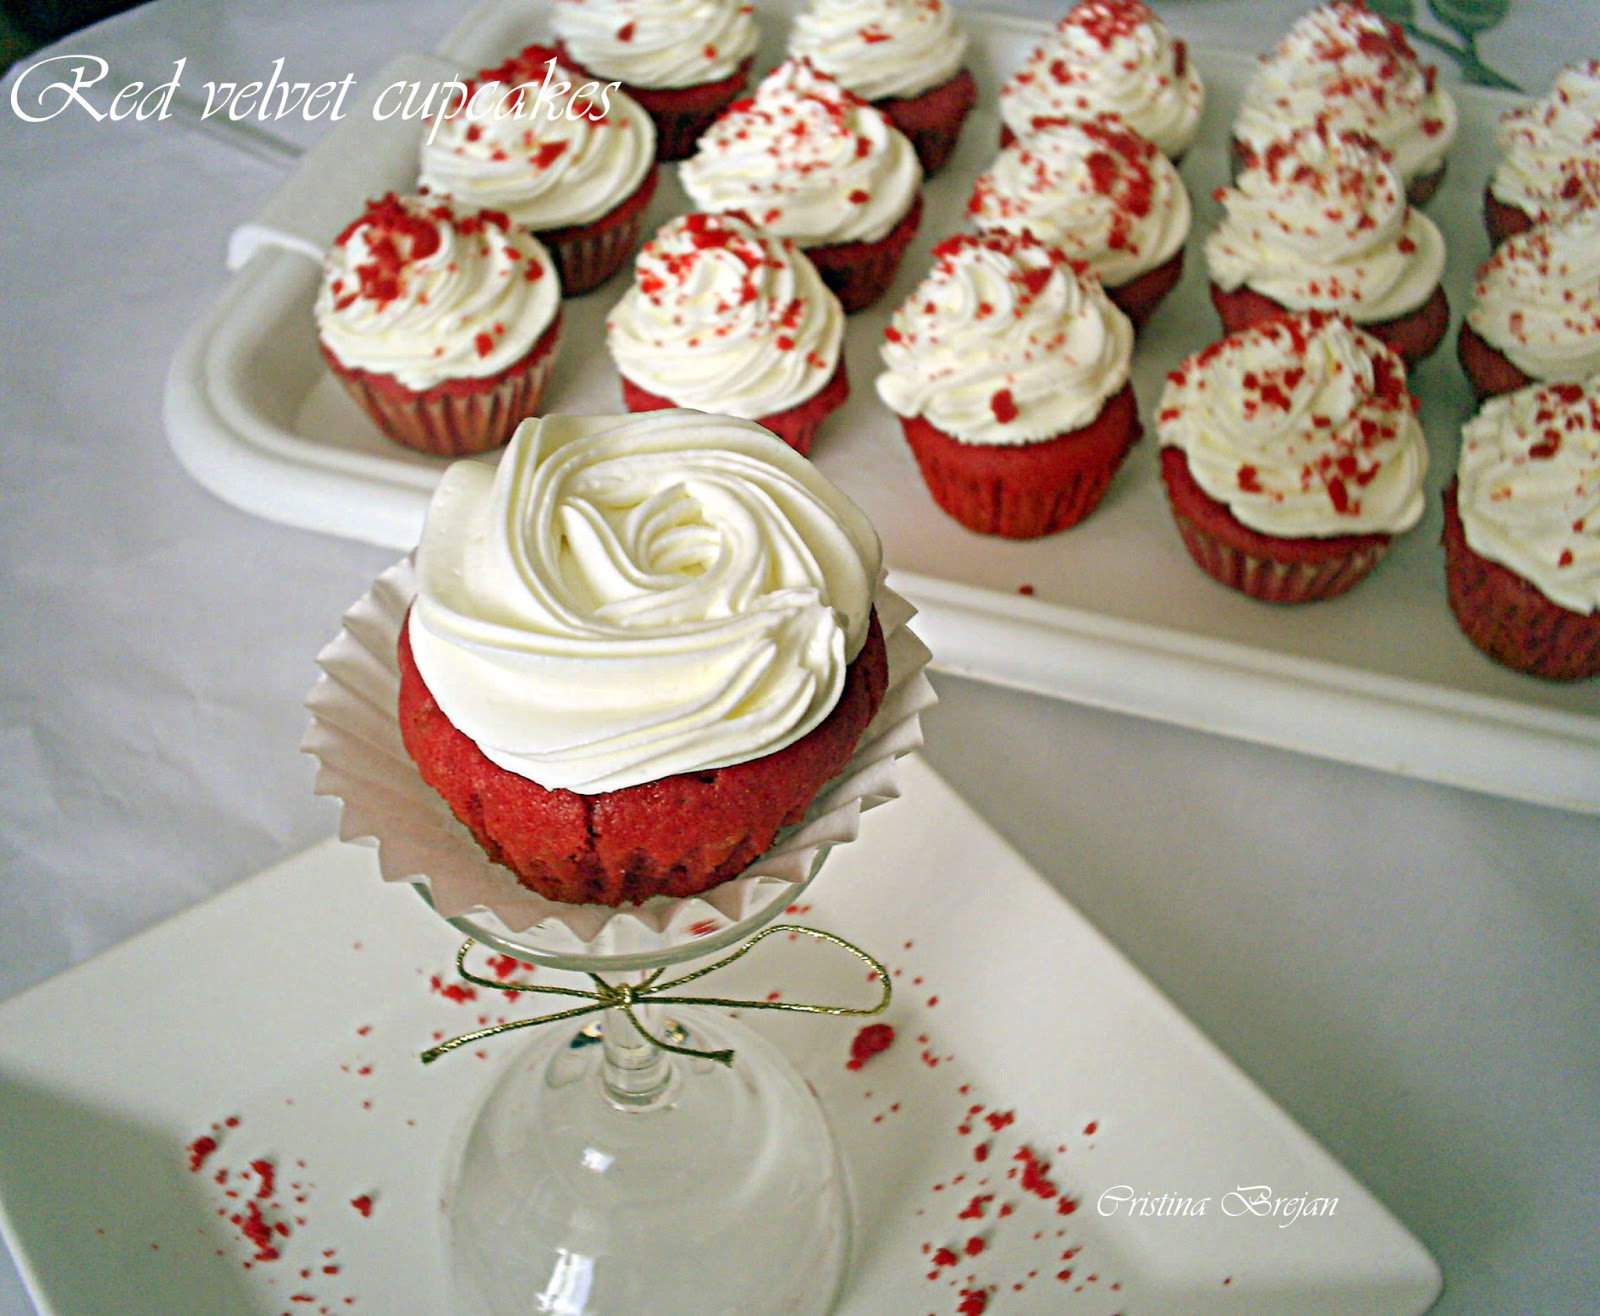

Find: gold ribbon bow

[420,923,891,1067]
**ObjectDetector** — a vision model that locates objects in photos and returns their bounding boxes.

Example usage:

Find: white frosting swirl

[1490,60,1600,226]
[968,114,1191,290]
[314,193,560,391]
[606,212,844,417]
[1457,376,1600,615]
[679,58,923,246]
[998,0,1204,159]
[551,0,759,89]
[407,410,882,793]
[1234,2,1457,189]
[1205,123,1445,322]
[1466,207,1600,383]
[875,231,1134,445]
[788,0,969,102]
[419,47,656,231]
[1156,311,1427,537]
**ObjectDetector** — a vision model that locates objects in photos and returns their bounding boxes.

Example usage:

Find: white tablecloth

[2,2,1598,1312]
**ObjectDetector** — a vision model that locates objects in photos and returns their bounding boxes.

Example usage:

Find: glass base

[443,1006,851,1316]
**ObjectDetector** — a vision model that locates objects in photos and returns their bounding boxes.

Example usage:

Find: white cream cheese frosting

[875,231,1134,445]
[1206,122,1445,322]
[1466,207,1600,383]
[418,46,656,232]
[550,0,759,90]
[788,0,969,102]
[407,409,882,793]
[1456,376,1600,615]
[968,113,1191,290]
[1490,60,1600,227]
[606,211,844,417]
[314,193,561,391]
[1233,2,1456,190]
[1156,311,1427,537]
[679,57,923,247]
[998,0,1204,159]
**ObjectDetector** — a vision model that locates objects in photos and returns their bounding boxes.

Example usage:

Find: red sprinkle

[846,1022,896,1071]
[350,1195,375,1218]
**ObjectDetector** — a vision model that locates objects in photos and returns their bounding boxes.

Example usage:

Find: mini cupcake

[550,0,760,161]
[314,193,562,456]
[997,0,1203,161]
[1458,205,1600,401]
[1443,376,1600,680]
[1233,1,1456,206]
[419,44,659,294]
[398,409,889,905]
[605,211,848,454]
[787,0,978,175]
[1156,310,1427,603]
[1485,60,1600,246]
[680,58,924,313]
[876,230,1140,539]
[967,112,1191,327]
[1206,122,1449,365]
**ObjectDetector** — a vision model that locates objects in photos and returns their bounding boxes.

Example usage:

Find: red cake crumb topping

[847,1022,896,1070]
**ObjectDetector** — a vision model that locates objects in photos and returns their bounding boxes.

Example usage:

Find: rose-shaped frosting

[875,231,1134,445]
[407,409,882,793]
[1234,2,1456,190]
[1456,376,1600,615]
[1490,60,1600,228]
[314,193,560,391]
[679,58,923,247]
[606,212,844,417]
[1156,311,1427,537]
[1206,123,1445,322]
[967,113,1191,290]
[419,45,656,231]
[998,0,1204,159]
[1466,207,1600,383]
[788,0,969,102]
[551,0,759,90]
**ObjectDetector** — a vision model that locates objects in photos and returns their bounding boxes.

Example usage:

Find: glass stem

[600,993,675,1110]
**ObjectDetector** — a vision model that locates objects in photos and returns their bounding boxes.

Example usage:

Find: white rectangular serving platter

[0,757,1441,1315]
[161,0,1600,815]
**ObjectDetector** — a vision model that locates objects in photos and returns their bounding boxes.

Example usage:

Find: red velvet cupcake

[314,193,562,455]
[1484,60,1600,247]
[876,232,1140,539]
[1156,311,1428,603]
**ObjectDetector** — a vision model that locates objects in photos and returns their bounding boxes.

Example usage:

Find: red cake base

[877,67,978,176]
[803,192,923,314]
[619,356,850,456]
[1209,281,1450,366]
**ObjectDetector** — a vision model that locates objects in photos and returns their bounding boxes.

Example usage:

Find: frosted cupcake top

[788,0,969,102]
[1233,1,1456,191]
[605,211,845,417]
[680,58,922,247]
[998,0,1204,159]
[1206,122,1445,322]
[1465,207,1600,383]
[875,231,1134,445]
[1157,311,1427,538]
[1490,60,1600,228]
[314,193,560,391]
[418,45,656,232]
[407,410,882,793]
[1456,376,1600,615]
[550,0,759,90]
[967,113,1191,291]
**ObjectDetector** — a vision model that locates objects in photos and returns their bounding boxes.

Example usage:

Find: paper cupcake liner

[804,192,923,315]
[878,67,978,177]
[302,556,935,947]
[1170,511,1389,603]
[539,167,660,296]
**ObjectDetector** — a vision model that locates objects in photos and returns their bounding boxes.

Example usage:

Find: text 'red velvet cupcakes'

[1156,310,1428,603]
[606,211,848,455]
[1442,376,1600,681]
[314,193,562,456]
[1484,60,1600,247]
[550,0,760,161]
[397,410,889,907]
[680,57,924,313]
[419,44,659,295]
[1206,122,1449,366]
[788,0,978,175]
[876,231,1140,539]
